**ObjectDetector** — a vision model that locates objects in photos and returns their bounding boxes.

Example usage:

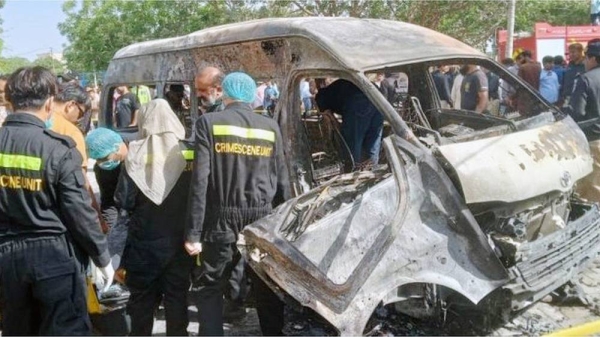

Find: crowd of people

[0,66,289,336]
[3,34,600,336]
[432,39,600,206]
[430,42,590,117]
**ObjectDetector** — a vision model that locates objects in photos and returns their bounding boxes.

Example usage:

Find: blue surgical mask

[98,160,120,171]
[44,117,53,129]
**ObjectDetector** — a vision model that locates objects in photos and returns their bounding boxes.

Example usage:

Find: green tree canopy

[0,57,30,75]
[59,0,232,71]
[33,56,66,74]
[59,0,595,71]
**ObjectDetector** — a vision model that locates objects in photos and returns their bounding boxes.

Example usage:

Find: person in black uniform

[87,127,136,234]
[195,66,251,318]
[0,66,113,335]
[565,38,600,204]
[116,99,194,335]
[185,72,291,336]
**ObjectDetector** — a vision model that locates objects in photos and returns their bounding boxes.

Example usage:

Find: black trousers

[126,252,192,336]
[227,248,248,305]
[0,235,90,335]
[191,242,284,336]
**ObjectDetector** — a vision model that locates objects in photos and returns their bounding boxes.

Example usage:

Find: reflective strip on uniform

[182,150,194,160]
[0,153,42,171]
[212,125,275,143]
[145,150,194,163]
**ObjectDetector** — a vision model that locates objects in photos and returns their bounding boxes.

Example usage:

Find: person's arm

[129,110,139,127]
[114,168,137,212]
[567,75,589,120]
[442,77,453,106]
[273,126,291,207]
[57,148,110,268]
[185,117,211,254]
[475,90,489,113]
[475,71,489,113]
[129,95,141,127]
[85,175,109,234]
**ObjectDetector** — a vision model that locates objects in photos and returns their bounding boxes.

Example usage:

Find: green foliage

[0,57,30,75]
[0,0,6,55]
[59,0,231,71]
[514,0,590,32]
[59,0,596,71]
[33,56,65,73]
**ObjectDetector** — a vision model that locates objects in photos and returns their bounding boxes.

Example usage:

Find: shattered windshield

[365,58,561,145]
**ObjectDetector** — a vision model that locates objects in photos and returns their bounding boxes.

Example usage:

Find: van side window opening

[164,83,192,137]
[428,61,550,119]
[105,84,157,129]
[302,74,389,188]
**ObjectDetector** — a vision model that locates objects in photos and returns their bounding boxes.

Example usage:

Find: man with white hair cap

[185,72,290,336]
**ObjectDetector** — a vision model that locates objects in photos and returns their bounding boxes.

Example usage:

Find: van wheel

[442,288,512,334]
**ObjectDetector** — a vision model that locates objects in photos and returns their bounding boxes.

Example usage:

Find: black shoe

[223,300,247,321]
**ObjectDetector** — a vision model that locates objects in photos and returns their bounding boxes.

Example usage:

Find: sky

[2,0,68,60]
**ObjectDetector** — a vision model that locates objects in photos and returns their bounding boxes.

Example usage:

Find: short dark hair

[542,56,554,64]
[169,84,184,93]
[554,55,564,65]
[6,66,58,111]
[56,82,91,111]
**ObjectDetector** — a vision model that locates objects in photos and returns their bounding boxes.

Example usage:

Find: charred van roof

[112,17,483,70]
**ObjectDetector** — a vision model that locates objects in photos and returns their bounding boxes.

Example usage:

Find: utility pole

[50,47,56,74]
[506,0,516,59]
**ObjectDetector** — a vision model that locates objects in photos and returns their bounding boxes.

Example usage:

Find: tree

[59,0,232,71]
[0,57,30,75]
[59,0,596,71]
[33,56,65,74]
[514,0,590,32]
[0,0,6,56]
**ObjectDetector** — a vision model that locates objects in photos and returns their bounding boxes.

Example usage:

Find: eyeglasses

[75,104,85,118]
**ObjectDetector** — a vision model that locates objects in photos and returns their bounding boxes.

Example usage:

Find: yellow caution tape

[544,320,600,337]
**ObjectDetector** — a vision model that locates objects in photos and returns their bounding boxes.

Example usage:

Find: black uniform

[0,113,110,335]
[561,61,586,104]
[94,162,122,229]
[567,66,600,141]
[93,130,137,232]
[116,141,195,336]
[187,101,290,336]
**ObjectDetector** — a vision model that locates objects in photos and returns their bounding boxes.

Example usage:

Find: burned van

[103,18,600,336]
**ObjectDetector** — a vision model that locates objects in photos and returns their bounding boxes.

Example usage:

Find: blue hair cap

[85,127,123,159]
[222,72,257,104]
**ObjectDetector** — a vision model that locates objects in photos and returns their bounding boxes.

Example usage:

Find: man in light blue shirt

[540,55,560,104]
[299,78,312,116]
[592,0,600,25]
[263,78,279,117]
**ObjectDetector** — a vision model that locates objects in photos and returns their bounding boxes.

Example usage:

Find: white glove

[184,241,202,256]
[95,262,115,292]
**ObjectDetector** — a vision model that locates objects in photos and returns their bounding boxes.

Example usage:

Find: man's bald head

[195,66,225,108]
